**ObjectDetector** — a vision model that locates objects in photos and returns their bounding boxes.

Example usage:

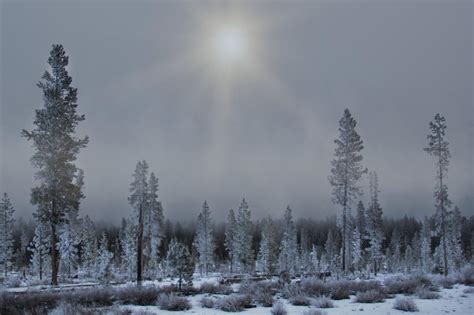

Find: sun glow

[212,26,248,65]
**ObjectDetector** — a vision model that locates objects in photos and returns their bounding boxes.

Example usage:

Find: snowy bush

[351,280,384,293]
[312,295,334,308]
[416,287,441,299]
[289,294,311,306]
[200,296,215,308]
[271,300,287,315]
[216,294,252,312]
[114,287,160,305]
[329,280,352,300]
[393,296,419,312]
[300,277,330,296]
[254,289,274,307]
[49,302,90,315]
[463,287,474,294]
[0,291,56,314]
[156,293,191,311]
[461,265,474,286]
[384,276,422,295]
[355,290,386,303]
[200,281,233,295]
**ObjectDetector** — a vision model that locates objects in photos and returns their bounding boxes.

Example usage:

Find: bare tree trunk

[137,203,144,286]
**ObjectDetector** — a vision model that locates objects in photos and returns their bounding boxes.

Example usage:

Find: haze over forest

[1,1,473,223]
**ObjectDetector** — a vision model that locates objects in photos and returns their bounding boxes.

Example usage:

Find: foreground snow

[117,284,474,315]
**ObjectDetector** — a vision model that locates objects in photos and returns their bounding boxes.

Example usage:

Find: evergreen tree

[22,45,88,285]
[420,217,432,273]
[224,209,237,273]
[329,109,367,272]
[97,233,113,282]
[144,172,164,277]
[352,225,362,271]
[390,228,402,272]
[447,206,463,272]
[129,160,149,285]
[194,201,215,275]
[0,193,15,277]
[166,239,194,291]
[424,113,451,276]
[366,171,384,275]
[256,216,278,274]
[278,206,299,275]
[80,215,97,275]
[309,244,320,273]
[29,222,50,280]
[120,218,136,280]
[235,199,253,273]
[324,229,338,273]
[405,244,413,273]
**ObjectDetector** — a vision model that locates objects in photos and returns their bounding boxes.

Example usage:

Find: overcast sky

[1,0,472,224]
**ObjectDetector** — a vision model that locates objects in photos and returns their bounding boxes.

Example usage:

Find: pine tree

[309,244,320,273]
[411,232,422,271]
[80,215,97,275]
[29,222,50,280]
[235,199,253,273]
[366,171,384,275]
[278,206,299,275]
[0,193,15,277]
[447,206,463,272]
[97,233,113,282]
[324,229,338,273]
[405,244,413,273]
[194,201,215,275]
[120,218,136,280]
[329,109,367,272]
[144,172,164,277]
[352,225,362,271]
[420,217,432,273]
[129,160,149,285]
[424,113,451,276]
[22,45,88,285]
[256,216,278,274]
[390,228,402,272]
[165,239,194,291]
[225,209,237,273]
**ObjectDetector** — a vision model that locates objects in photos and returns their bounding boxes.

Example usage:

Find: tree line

[0,45,472,286]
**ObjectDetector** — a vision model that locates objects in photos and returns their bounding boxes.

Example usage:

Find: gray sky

[1,0,473,224]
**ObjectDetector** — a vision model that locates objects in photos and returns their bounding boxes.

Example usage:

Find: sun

[212,26,247,64]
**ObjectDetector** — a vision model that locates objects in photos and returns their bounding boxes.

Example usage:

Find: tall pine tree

[22,45,88,285]
[329,109,367,272]
[424,113,451,276]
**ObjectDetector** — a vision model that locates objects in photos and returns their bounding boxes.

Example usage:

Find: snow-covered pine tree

[120,217,136,280]
[366,171,384,275]
[278,206,299,275]
[309,244,320,274]
[165,239,194,291]
[235,199,253,273]
[424,113,452,276]
[448,206,463,272]
[256,216,278,274]
[299,228,312,275]
[420,217,432,273]
[0,193,15,277]
[29,222,50,280]
[144,172,164,277]
[80,215,97,276]
[129,160,149,285]
[97,233,113,282]
[405,244,414,273]
[324,229,338,273]
[194,201,215,275]
[225,209,237,273]
[390,228,402,273]
[411,232,422,271]
[352,225,362,271]
[329,109,367,273]
[22,45,88,285]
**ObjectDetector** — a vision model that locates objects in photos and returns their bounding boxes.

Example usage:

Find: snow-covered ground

[114,283,474,315]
